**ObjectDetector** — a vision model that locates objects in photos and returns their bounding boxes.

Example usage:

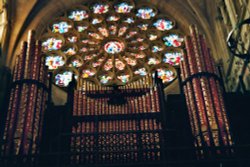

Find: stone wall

[216,0,250,92]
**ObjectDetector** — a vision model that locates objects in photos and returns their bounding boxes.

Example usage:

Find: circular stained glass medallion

[104,40,125,54]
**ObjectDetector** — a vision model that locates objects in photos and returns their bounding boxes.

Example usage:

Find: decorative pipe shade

[180,25,233,159]
[2,31,48,156]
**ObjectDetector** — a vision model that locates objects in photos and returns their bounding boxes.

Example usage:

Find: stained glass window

[41,1,183,87]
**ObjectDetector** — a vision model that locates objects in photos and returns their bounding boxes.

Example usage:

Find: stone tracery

[41,0,184,87]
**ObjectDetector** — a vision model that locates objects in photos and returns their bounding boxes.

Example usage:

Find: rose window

[41,0,184,87]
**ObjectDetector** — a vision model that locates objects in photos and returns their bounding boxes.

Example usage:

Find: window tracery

[41,0,184,87]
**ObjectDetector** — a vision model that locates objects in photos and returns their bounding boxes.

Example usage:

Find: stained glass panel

[63,47,77,56]
[123,17,135,24]
[136,8,156,19]
[104,59,113,71]
[134,68,147,76]
[130,52,145,59]
[115,2,134,13]
[104,41,125,54]
[52,21,72,34]
[83,54,97,60]
[45,55,65,70]
[67,36,78,43]
[126,31,137,39]
[124,57,137,66]
[79,47,88,53]
[98,27,109,37]
[82,69,96,78]
[107,15,120,22]
[156,68,175,83]
[138,23,149,31]
[153,19,174,31]
[151,45,164,53]
[77,26,88,32]
[115,59,126,70]
[163,52,183,66]
[69,59,83,68]
[55,71,75,87]
[109,25,118,35]
[149,34,158,41]
[117,74,130,83]
[163,34,184,47]
[42,38,63,51]
[100,75,112,84]
[118,26,127,36]
[68,10,89,21]
[91,18,103,24]
[148,57,160,65]
[92,4,109,14]
[88,32,103,40]
[92,57,105,67]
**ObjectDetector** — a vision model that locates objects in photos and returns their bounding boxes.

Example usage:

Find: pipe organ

[180,25,233,159]
[0,25,237,166]
[69,75,166,165]
[1,31,48,158]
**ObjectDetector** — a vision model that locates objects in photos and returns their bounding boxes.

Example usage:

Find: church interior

[0,0,250,166]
